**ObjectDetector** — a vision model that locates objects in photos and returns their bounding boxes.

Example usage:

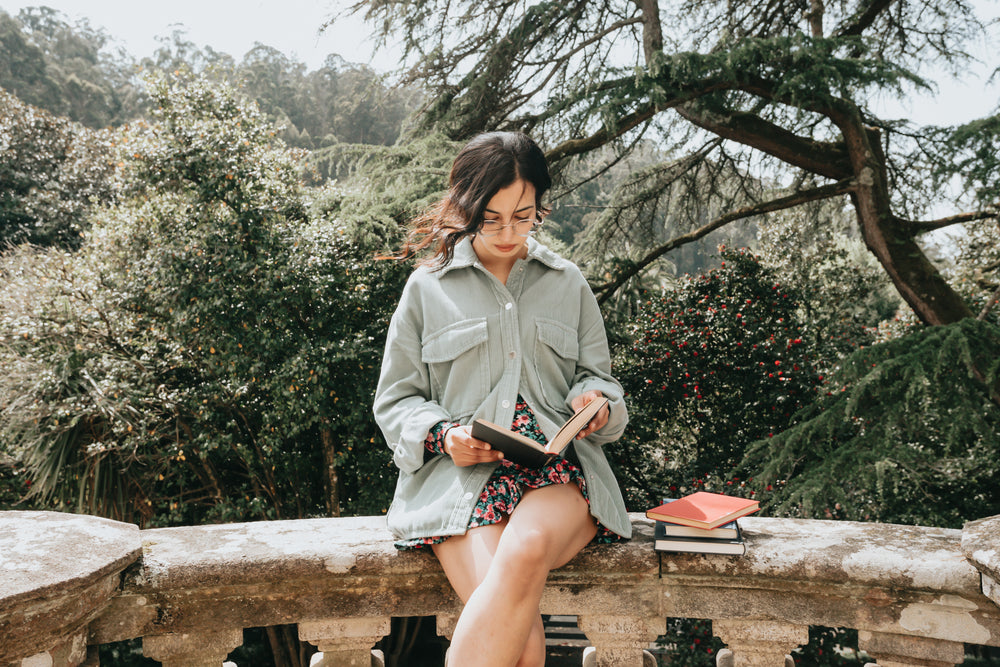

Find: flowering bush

[611,248,823,507]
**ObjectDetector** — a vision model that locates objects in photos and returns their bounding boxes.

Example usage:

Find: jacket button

[501,400,510,409]
[463,492,474,500]
[505,302,513,310]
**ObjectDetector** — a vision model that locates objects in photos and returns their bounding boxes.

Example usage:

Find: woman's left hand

[571,390,609,439]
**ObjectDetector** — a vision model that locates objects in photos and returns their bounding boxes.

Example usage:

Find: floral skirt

[395,396,625,550]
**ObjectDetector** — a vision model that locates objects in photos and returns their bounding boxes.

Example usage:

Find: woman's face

[472,178,537,268]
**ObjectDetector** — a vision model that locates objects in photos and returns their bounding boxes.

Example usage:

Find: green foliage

[936,114,1000,208]
[742,318,1000,527]
[0,72,409,524]
[558,34,924,136]
[0,7,141,127]
[2,6,420,154]
[611,248,822,508]
[755,201,902,371]
[654,619,724,666]
[146,33,422,153]
[0,88,117,248]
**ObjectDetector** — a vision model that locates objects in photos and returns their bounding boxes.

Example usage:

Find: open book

[470,396,609,469]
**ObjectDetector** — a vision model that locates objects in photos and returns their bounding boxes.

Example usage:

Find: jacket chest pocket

[421,318,490,417]
[534,318,579,406]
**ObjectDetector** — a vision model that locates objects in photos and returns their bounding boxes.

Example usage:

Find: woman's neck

[473,242,527,284]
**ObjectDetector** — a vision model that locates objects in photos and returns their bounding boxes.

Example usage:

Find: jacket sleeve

[564,272,628,445]
[373,278,452,474]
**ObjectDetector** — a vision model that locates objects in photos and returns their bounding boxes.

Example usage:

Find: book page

[548,397,609,451]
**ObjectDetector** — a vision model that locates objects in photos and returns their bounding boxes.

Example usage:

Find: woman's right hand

[444,426,505,467]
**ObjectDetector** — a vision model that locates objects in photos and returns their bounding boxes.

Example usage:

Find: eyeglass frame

[477,218,543,237]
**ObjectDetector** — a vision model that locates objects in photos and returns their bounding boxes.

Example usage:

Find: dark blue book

[654,520,745,555]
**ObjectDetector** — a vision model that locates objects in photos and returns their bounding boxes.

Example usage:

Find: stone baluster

[859,630,965,667]
[576,615,663,666]
[436,613,458,642]
[142,629,243,667]
[298,617,390,667]
[712,619,807,667]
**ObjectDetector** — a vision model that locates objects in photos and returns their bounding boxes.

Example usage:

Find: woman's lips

[495,244,518,252]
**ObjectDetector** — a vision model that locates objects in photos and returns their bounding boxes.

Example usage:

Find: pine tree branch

[675,104,853,180]
[544,103,660,164]
[979,283,1000,321]
[834,0,898,38]
[902,210,997,233]
[593,178,856,304]
[544,78,740,164]
[511,17,645,114]
[633,0,663,62]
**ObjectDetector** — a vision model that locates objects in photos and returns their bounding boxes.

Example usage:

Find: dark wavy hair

[388,132,552,267]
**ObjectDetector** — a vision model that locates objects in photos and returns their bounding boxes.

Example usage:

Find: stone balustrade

[2,510,1000,667]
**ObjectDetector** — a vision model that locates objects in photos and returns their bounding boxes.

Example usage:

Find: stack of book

[645,491,760,555]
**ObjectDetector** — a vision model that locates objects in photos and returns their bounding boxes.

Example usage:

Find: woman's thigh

[497,482,599,571]
[431,481,599,598]
[431,519,507,602]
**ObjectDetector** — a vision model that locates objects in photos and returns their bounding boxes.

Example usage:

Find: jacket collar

[437,236,568,277]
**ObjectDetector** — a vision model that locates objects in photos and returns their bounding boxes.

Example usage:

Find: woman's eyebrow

[484,204,535,215]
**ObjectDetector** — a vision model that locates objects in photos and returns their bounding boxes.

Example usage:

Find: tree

[0,7,142,127]
[0,71,410,525]
[0,88,117,249]
[351,0,998,327]
[741,317,1000,528]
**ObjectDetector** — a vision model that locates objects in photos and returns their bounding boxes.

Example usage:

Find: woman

[374,131,630,666]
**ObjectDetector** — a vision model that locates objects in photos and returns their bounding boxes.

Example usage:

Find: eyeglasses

[478,219,542,237]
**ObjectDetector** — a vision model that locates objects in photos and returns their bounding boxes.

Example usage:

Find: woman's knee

[497,525,557,575]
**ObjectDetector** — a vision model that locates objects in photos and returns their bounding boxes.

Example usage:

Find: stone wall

[3,511,1000,666]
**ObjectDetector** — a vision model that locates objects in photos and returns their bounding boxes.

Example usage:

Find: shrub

[611,248,822,508]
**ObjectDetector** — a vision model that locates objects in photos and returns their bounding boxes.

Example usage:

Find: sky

[2,0,997,125]
[1,0,402,72]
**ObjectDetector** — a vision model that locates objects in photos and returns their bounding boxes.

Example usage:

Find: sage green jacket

[373,237,631,541]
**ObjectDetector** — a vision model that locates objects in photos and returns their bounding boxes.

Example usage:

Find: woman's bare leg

[435,483,598,667]
[433,520,547,666]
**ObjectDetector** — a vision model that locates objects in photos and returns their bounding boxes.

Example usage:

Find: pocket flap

[536,318,579,360]
[421,318,489,363]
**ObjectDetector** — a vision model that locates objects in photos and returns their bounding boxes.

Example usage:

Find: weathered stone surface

[0,511,140,664]
[143,629,243,667]
[299,616,391,666]
[713,619,807,667]
[131,516,406,591]
[661,517,978,593]
[6,510,1000,663]
[659,516,1000,646]
[859,630,966,666]
[963,514,1000,607]
[0,511,140,606]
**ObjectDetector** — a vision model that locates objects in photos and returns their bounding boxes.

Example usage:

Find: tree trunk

[634,0,663,63]
[833,109,975,325]
[320,427,341,517]
[675,97,975,326]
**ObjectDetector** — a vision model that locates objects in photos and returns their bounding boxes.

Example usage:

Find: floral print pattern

[396,395,624,550]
